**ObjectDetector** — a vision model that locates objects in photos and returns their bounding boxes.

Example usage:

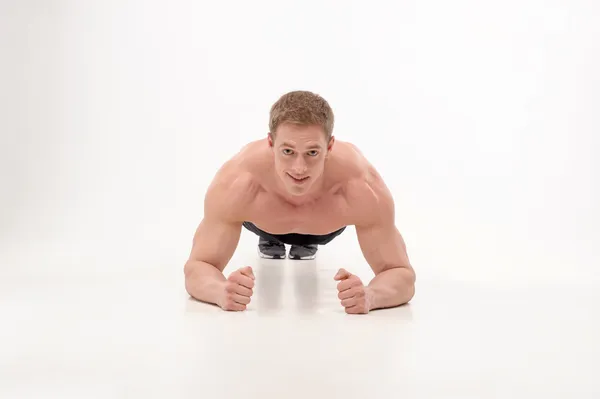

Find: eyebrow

[281,141,322,149]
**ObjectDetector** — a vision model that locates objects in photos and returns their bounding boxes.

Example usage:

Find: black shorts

[242,221,346,246]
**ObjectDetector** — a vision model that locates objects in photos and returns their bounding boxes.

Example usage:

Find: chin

[285,182,310,193]
[288,187,309,196]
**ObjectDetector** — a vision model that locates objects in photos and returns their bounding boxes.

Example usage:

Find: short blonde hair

[269,90,334,140]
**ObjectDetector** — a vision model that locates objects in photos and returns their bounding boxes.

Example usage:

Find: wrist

[214,279,228,308]
[185,264,227,307]
[365,285,377,311]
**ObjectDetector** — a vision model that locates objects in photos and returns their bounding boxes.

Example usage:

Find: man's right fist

[220,266,255,311]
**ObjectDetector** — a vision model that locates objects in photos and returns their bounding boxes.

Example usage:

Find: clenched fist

[220,266,255,311]
[334,268,371,314]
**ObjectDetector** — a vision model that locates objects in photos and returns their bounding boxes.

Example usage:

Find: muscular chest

[246,193,350,235]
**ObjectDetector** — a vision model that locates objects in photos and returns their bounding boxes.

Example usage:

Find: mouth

[287,173,310,184]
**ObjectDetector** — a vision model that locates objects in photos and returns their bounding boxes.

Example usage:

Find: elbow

[183,273,193,298]
[183,260,193,278]
[399,265,416,304]
[405,279,416,304]
[183,260,197,296]
[406,266,416,301]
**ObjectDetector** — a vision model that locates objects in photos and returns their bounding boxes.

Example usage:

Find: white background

[2,0,598,284]
[1,1,599,398]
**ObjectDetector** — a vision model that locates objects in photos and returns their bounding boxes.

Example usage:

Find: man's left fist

[334,268,371,314]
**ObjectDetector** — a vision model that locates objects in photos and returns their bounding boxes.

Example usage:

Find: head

[267,90,335,197]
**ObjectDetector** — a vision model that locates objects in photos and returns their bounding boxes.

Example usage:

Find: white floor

[1,234,599,399]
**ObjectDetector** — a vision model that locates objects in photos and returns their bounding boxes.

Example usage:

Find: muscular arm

[183,216,242,306]
[354,181,416,311]
[183,169,253,307]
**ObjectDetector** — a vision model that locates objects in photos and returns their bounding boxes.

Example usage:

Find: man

[183,91,416,314]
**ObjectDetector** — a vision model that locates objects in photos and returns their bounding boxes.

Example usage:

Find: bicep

[356,220,411,275]
[188,216,242,272]
[187,169,254,271]
[353,178,412,274]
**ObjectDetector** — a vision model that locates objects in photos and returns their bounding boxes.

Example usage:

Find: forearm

[184,260,226,306]
[366,267,415,311]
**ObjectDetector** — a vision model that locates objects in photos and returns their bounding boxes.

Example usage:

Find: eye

[282,149,294,155]
[307,150,319,157]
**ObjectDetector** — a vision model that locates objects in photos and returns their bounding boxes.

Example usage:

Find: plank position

[183,91,416,314]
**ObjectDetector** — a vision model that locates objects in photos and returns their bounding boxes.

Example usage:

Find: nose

[291,156,307,174]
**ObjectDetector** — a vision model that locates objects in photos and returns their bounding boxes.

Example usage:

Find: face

[268,123,334,197]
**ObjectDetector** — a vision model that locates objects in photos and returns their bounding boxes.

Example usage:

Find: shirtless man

[183,91,416,314]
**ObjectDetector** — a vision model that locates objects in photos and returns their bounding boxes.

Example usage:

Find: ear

[267,133,274,147]
[327,136,335,152]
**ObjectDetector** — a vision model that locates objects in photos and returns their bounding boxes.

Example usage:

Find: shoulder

[336,144,395,226]
[203,147,263,222]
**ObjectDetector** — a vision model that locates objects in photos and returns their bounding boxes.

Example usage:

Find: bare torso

[214,138,385,235]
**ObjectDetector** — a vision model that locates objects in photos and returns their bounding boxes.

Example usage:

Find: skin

[183,122,416,314]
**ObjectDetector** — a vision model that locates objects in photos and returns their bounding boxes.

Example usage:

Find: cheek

[274,157,288,171]
[309,158,323,169]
